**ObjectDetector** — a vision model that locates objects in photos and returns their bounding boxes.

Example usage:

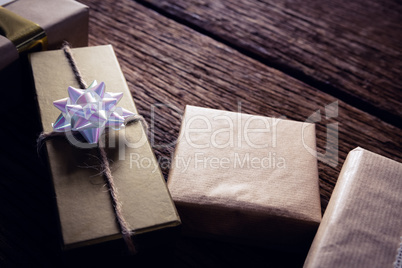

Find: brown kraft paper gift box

[167,105,322,251]
[304,147,402,268]
[29,45,180,249]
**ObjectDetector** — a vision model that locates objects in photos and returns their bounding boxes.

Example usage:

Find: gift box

[304,147,402,267]
[0,0,88,70]
[29,45,180,249]
[167,105,322,251]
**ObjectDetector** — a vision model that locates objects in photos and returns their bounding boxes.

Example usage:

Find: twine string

[62,42,88,89]
[97,139,137,254]
[37,42,146,254]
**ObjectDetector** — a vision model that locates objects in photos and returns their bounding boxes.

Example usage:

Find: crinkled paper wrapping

[0,0,88,70]
[304,147,402,268]
[168,105,322,251]
[29,45,180,249]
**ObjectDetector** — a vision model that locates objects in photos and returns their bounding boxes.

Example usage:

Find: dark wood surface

[0,0,401,267]
[139,0,402,127]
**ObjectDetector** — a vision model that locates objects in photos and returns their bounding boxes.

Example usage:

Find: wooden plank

[76,2,402,264]
[78,0,401,206]
[138,0,402,126]
[1,0,401,266]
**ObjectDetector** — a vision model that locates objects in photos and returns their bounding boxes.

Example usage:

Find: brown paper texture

[167,105,321,250]
[304,147,402,268]
[29,45,180,249]
[0,0,89,70]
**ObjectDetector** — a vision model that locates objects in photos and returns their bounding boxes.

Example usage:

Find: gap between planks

[134,0,402,129]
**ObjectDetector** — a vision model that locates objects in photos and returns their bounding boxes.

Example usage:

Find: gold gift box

[304,147,402,267]
[168,105,322,251]
[29,45,180,249]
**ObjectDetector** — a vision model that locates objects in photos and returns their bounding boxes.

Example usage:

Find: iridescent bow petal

[52,80,135,144]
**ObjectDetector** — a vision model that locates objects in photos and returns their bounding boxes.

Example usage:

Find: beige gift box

[1,0,88,70]
[29,45,180,249]
[167,105,322,251]
[304,147,402,268]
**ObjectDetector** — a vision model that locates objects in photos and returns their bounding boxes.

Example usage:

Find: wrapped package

[168,105,322,251]
[304,147,402,267]
[29,45,180,249]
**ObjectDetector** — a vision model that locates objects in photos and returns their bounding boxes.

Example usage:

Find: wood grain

[0,0,401,267]
[79,0,401,208]
[138,0,402,126]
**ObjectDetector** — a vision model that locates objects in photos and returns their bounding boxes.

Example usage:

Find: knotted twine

[37,42,147,254]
